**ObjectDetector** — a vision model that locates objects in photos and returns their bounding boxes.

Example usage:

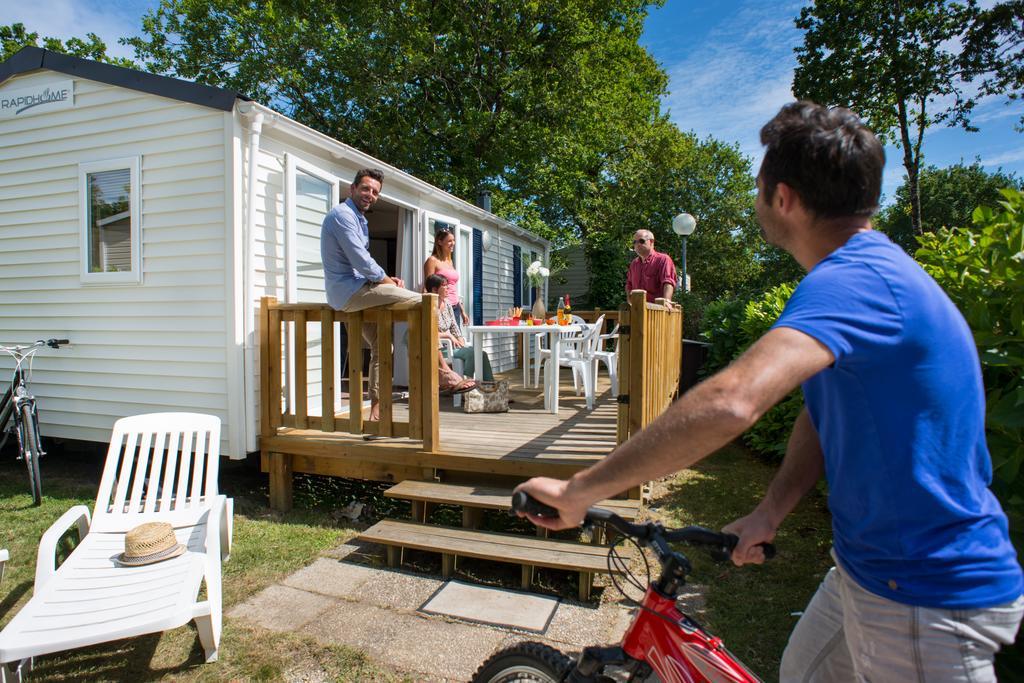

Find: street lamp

[672,212,697,293]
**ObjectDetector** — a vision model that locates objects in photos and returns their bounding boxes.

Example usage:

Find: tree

[1,22,134,66]
[793,0,980,237]
[961,1,1024,130]
[126,0,669,215]
[125,0,775,313]
[876,161,1022,251]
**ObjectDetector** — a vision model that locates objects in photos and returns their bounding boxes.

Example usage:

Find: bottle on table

[557,296,566,325]
[564,294,572,321]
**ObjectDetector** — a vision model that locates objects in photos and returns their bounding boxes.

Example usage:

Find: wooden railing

[259,295,440,450]
[616,291,683,447]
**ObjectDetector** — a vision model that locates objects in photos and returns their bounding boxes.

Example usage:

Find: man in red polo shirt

[626,229,677,303]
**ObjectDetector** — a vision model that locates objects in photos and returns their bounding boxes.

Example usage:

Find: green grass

[0,450,405,682]
[649,443,835,679]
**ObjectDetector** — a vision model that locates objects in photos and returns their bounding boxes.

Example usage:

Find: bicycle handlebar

[511,491,775,561]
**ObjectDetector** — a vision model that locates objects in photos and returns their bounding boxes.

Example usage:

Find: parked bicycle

[0,339,69,506]
[473,493,775,683]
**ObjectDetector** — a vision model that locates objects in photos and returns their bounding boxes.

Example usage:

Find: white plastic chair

[440,338,465,408]
[533,323,589,389]
[0,549,7,585]
[0,413,233,681]
[594,322,620,396]
[542,316,605,409]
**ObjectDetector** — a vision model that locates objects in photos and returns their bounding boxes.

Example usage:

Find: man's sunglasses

[633,238,648,244]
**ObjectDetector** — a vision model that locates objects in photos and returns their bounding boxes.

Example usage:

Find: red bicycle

[472,493,774,683]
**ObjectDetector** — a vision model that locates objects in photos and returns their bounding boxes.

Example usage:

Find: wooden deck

[261,369,619,490]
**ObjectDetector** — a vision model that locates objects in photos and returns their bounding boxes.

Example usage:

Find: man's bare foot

[368,400,380,422]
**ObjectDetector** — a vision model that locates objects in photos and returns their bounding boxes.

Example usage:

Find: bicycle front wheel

[20,404,42,506]
[472,642,574,683]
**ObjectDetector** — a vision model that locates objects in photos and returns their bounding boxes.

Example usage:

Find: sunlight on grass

[0,457,403,681]
[651,444,834,679]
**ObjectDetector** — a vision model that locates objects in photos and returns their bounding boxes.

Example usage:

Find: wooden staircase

[359,480,642,600]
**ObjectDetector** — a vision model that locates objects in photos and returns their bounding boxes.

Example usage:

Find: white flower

[539,267,549,278]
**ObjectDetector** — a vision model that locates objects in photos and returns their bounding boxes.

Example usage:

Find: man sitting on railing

[321,168,421,421]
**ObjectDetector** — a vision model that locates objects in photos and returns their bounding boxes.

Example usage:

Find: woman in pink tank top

[424,225,469,328]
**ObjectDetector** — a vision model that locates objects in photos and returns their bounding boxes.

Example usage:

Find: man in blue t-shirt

[515,102,1022,681]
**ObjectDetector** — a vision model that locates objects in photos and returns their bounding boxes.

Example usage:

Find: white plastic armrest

[36,505,91,590]
[439,338,455,358]
[0,548,8,584]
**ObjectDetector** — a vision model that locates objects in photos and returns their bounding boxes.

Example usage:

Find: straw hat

[116,522,185,566]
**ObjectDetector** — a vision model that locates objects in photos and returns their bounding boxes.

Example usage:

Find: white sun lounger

[0,413,232,682]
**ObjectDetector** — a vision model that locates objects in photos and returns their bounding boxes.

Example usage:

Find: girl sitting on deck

[425,273,493,382]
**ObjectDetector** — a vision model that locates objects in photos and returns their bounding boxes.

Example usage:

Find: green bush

[700,282,800,462]
[915,189,1024,524]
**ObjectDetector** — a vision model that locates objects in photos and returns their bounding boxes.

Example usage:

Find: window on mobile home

[79,157,141,284]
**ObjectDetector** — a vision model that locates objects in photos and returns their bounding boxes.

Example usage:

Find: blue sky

[9,0,1023,203]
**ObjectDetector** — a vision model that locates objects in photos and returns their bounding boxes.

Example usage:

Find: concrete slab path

[228,542,637,681]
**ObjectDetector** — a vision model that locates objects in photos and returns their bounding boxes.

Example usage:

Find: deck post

[521,565,534,590]
[578,572,593,601]
[347,311,364,434]
[260,297,274,443]
[294,309,308,429]
[268,452,293,512]
[321,310,335,432]
[616,302,631,447]
[408,304,423,440]
[420,295,440,452]
[268,307,283,431]
[441,553,456,578]
[377,309,394,437]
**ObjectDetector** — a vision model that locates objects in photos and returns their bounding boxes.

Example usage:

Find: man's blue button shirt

[321,198,386,309]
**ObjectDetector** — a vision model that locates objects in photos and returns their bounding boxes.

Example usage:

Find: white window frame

[79,156,141,285]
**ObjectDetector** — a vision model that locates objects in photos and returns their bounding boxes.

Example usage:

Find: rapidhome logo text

[0,81,74,118]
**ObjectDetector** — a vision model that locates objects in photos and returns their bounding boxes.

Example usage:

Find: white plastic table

[464,323,578,414]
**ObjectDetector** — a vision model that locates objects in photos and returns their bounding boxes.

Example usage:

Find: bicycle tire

[20,403,42,506]
[471,641,574,683]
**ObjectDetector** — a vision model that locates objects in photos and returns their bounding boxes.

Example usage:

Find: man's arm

[723,406,824,565]
[514,326,834,530]
[662,282,675,301]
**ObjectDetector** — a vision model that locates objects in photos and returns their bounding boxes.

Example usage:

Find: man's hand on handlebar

[512,477,589,531]
[722,510,777,566]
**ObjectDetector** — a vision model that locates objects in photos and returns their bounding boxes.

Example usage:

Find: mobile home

[0,47,550,458]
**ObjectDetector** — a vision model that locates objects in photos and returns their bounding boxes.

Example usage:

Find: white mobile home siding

[0,72,232,449]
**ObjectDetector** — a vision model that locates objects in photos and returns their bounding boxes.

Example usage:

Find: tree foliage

[124,0,773,319]
[793,0,979,237]
[126,0,666,210]
[961,0,1024,129]
[876,161,1022,251]
[0,23,134,67]
[915,189,1024,524]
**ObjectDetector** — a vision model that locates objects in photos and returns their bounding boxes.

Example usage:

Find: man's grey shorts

[781,558,1023,682]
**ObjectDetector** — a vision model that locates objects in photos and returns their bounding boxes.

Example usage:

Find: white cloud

[5,0,155,61]
[658,0,806,167]
[980,148,1024,167]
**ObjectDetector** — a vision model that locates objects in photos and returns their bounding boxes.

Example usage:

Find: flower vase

[531,288,546,321]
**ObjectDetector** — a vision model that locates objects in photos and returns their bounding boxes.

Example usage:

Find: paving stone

[227,584,337,631]
[301,601,508,681]
[545,601,635,647]
[421,580,559,633]
[283,558,380,598]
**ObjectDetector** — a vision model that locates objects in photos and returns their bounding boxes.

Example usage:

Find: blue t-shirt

[773,230,1022,609]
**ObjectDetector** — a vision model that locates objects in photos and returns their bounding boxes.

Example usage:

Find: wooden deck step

[384,480,642,535]
[359,519,628,600]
